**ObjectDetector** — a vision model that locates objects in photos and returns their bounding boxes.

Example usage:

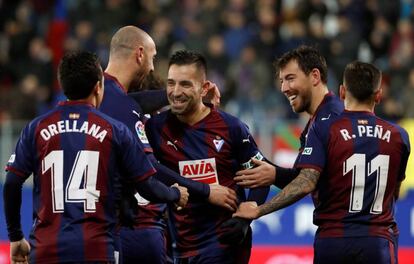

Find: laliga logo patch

[213,136,224,152]
[135,121,149,144]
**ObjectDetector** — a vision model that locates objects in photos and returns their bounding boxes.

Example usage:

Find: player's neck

[308,85,329,116]
[105,62,134,92]
[177,104,211,126]
[344,100,374,113]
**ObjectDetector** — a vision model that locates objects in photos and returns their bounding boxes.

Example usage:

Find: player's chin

[170,106,186,115]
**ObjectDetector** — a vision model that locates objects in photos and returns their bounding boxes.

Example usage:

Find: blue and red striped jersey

[146,107,268,258]
[294,92,344,167]
[296,110,410,242]
[5,101,156,263]
[99,73,165,229]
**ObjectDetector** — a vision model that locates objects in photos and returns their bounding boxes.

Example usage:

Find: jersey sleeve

[144,116,162,158]
[230,119,269,204]
[397,126,411,182]
[115,123,156,182]
[230,120,265,167]
[5,122,35,179]
[296,121,327,172]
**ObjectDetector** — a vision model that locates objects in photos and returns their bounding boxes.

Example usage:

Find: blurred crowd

[0,0,414,125]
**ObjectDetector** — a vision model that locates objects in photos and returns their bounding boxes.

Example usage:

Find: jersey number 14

[42,150,101,213]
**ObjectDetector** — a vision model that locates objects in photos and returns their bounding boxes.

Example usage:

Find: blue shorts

[314,236,397,264]
[173,228,252,264]
[120,227,167,264]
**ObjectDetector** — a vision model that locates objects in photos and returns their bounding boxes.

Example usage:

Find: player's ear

[310,68,321,86]
[374,88,382,104]
[135,46,144,64]
[201,81,209,97]
[93,81,100,95]
[339,84,346,101]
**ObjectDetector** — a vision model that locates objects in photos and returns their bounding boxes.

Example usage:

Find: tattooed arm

[233,168,320,219]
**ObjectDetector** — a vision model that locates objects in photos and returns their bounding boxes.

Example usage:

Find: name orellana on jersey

[179,158,219,185]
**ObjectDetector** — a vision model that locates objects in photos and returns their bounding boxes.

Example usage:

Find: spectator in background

[368,16,393,68]
[223,9,253,60]
[329,15,361,84]
[400,66,414,118]
[226,45,271,121]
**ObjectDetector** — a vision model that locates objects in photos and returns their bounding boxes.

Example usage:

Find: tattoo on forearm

[258,168,320,217]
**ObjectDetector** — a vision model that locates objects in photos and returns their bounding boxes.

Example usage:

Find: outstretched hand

[234,159,276,188]
[10,238,30,264]
[202,81,221,107]
[208,184,238,211]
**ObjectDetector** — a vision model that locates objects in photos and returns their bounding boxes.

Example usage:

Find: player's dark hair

[169,50,207,75]
[343,61,381,102]
[275,45,328,84]
[58,51,102,100]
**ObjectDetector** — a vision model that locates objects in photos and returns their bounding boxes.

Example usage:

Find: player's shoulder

[215,108,246,128]
[315,94,344,122]
[90,108,130,132]
[147,109,169,123]
[375,116,410,143]
[27,107,62,132]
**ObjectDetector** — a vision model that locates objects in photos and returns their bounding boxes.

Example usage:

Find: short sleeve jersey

[146,107,267,257]
[99,73,165,229]
[296,110,410,242]
[5,101,155,263]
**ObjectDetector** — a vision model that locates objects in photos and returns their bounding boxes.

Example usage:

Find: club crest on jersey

[135,121,149,144]
[179,158,219,185]
[213,136,224,152]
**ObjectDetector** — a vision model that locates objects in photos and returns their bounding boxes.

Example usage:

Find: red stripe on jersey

[82,112,113,261]
[4,166,27,178]
[316,117,355,237]
[202,110,234,188]
[368,118,402,240]
[33,111,62,263]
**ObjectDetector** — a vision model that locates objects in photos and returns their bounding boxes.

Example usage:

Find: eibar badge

[213,136,224,152]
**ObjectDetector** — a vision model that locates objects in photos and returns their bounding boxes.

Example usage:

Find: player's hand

[207,184,238,211]
[173,183,189,209]
[202,81,221,107]
[234,159,276,188]
[10,238,30,264]
[232,201,259,220]
[218,217,251,245]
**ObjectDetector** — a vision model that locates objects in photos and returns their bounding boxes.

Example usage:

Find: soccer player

[234,45,344,189]
[145,50,270,264]
[3,51,188,264]
[99,26,237,264]
[235,61,410,264]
